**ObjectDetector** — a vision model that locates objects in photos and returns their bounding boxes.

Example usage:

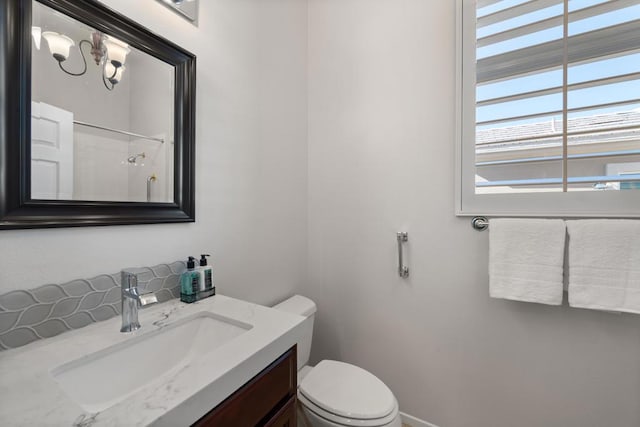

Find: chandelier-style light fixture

[40,30,130,91]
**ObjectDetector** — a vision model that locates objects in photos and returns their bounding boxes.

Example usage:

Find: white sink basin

[51,311,252,413]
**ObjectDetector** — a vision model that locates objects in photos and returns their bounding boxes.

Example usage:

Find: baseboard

[400,411,440,427]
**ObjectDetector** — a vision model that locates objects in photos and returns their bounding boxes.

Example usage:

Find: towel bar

[396,232,409,278]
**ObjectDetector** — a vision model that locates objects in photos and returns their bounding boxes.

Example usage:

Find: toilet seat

[298,360,399,427]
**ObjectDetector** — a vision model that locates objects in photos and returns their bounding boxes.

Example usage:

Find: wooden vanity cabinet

[264,397,296,427]
[193,346,297,427]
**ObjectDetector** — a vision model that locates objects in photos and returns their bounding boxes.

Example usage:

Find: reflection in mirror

[31,0,174,203]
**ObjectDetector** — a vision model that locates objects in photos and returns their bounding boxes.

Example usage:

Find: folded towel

[567,220,640,314]
[489,218,566,305]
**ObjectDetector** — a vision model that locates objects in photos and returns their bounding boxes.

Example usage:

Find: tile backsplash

[0,261,185,350]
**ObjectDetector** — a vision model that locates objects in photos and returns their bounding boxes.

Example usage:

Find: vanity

[0,295,307,426]
[194,346,297,426]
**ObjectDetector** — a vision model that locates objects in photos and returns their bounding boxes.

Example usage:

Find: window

[457,0,640,217]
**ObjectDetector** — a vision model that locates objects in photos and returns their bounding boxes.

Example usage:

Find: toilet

[273,295,402,427]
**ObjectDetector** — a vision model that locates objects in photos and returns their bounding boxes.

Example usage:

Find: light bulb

[103,36,130,68]
[42,31,74,61]
[105,62,125,84]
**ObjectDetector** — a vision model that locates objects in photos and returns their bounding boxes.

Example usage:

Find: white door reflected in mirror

[31,101,74,200]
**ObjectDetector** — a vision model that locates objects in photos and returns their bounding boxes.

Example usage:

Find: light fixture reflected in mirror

[42,31,75,61]
[40,29,130,91]
[102,36,130,68]
[104,62,125,85]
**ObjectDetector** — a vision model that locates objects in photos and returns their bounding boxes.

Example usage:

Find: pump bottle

[180,256,200,303]
[198,254,214,294]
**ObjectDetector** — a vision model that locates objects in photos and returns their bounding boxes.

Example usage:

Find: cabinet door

[193,346,297,427]
[264,397,296,427]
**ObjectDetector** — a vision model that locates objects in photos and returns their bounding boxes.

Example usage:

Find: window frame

[455,0,640,218]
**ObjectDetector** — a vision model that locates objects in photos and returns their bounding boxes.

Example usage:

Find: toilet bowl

[273,295,402,427]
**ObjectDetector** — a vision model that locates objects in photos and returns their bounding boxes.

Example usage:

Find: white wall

[0,0,308,306]
[306,1,640,427]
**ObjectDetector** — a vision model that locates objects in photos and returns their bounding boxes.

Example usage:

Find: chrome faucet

[120,269,158,333]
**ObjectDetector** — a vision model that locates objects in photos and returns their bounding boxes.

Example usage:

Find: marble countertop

[0,294,306,427]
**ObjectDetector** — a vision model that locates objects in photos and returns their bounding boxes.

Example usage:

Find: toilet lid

[299,360,396,420]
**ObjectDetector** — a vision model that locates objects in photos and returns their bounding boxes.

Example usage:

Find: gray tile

[63,312,93,329]
[161,275,180,290]
[32,284,67,303]
[0,291,38,311]
[33,319,69,338]
[109,303,121,314]
[17,303,54,327]
[89,274,118,291]
[62,280,94,297]
[0,311,21,334]
[51,297,83,318]
[150,264,172,277]
[90,305,118,322]
[168,261,186,274]
[0,327,39,348]
[154,289,174,304]
[78,292,105,311]
[131,268,154,282]
[103,287,121,305]
[169,286,181,299]
[146,278,164,293]
[0,261,182,351]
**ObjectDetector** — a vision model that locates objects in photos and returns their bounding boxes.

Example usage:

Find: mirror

[32,1,175,203]
[0,0,196,229]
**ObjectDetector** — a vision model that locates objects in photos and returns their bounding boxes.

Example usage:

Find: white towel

[489,218,566,305]
[567,220,640,314]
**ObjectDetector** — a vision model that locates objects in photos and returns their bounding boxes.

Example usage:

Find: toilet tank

[272,295,316,368]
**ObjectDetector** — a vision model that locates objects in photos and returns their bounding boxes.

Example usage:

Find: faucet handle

[139,293,158,306]
[121,268,157,306]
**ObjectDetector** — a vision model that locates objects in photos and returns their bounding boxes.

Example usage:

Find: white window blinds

[473,0,640,194]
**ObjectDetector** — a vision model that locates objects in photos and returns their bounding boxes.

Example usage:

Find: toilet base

[297,400,402,427]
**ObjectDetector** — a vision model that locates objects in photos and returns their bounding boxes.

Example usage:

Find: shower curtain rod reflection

[73,120,165,144]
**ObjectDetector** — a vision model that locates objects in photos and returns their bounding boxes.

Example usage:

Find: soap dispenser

[198,254,215,297]
[180,256,199,303]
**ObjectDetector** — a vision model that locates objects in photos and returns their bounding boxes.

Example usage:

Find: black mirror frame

[0,0,196,229]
